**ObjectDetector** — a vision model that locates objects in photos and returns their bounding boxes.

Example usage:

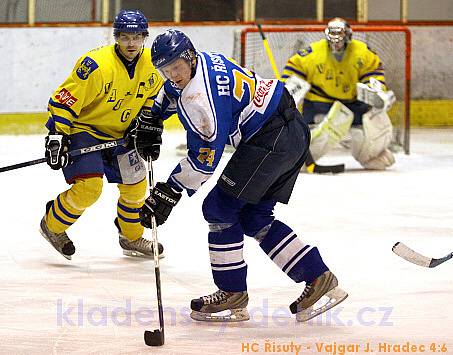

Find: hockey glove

[140,182,182,228]
[125,110,163,161]
[45,133,71,170]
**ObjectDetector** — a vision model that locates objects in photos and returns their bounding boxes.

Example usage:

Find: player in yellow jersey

[40,10,165,260]
[282,18,396,170]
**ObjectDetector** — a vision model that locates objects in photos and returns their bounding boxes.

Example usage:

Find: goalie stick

[0,138,126,173]
[392,242,453,268]
[304,151,345,174]
[144,157,165,347]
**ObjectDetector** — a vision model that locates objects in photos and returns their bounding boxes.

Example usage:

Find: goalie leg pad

[351,110,395,169]
[310,101,354,161]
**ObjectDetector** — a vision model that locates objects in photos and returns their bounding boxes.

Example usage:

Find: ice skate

[39,217,75,260]
[119,235,164,258]
[115,217,163,258]
[190,289,249,322]
[290,270,348,322]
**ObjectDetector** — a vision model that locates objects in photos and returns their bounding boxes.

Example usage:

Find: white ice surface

[0,128,452,354]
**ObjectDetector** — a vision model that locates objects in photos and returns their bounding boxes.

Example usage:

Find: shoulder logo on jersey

[297,46,312,57]
[76,56,99,80]
[55,88,78,107]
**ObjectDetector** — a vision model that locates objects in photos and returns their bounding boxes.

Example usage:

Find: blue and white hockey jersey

[154,52,285,196]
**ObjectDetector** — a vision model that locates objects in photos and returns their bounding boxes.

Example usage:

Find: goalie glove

[356,78,396,111]
[45,133,71,170]
[125,110,163,161]
[284,75,311,106]
[140,182,182,228]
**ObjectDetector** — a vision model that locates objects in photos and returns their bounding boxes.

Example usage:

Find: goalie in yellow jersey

[40,10,167,260]
[282,18,396,170]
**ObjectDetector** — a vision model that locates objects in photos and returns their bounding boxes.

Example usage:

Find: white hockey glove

[45,133,71,170]
[284,75,311,106]
[357,78,395,111]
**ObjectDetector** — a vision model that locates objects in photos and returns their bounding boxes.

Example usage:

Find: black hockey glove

[45,133,71,170]
[140,182,182,228]
[125,110,163,161]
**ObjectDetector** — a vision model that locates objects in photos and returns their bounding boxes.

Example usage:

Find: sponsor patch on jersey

[55,88,78,107]
[297,46,312,57]
[76,56,99,80]
[253,79,273,108]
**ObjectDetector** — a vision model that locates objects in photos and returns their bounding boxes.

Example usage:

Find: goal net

[233,26,411,154]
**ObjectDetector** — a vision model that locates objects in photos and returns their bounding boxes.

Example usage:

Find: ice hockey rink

[0,128,452,354]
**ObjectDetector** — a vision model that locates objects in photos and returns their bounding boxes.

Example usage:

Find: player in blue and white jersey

[137,30,348,322]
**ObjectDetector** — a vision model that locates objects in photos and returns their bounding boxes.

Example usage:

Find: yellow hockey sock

[46,177,103,234]
[116,179,147,241]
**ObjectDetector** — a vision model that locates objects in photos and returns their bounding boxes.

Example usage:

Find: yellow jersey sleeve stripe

[282,65,307,79]
[359,71,385,81]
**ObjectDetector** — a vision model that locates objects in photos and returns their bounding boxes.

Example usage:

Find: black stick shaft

[0,138,125,173]
[0,157,46,173]
[145,157,165,344]
[155,266,164,332]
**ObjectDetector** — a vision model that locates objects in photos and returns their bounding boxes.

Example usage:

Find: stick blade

[144,329,164,346]
[392,242,432,267]
[313,163,345,174]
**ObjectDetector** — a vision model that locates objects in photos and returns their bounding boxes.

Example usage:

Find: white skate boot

[190,289,250,322]
[290,270,348,322]
[39,217,75,260]
[115,218,163,258]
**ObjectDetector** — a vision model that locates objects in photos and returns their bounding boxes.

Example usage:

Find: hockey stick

[257,23,281,80]
[392,242,453,268]
[0,138,125,173]
[304,151,345,174]
[256,24,345,175]
[144,157,165,347]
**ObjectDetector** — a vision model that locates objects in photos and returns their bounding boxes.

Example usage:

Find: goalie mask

[324,18,352,55]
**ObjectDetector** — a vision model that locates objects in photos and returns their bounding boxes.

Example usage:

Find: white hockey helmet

[324,17,352,54]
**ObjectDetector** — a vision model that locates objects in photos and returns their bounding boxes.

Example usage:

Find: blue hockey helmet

[113,10,148,37]
[151,29,196,69]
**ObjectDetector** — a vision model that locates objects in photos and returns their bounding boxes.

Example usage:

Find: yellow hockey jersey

[281,39,386,103]
[46,45,164,140]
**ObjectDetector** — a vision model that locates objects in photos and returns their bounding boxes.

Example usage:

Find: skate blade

[190,308,250,322]
[122,250,164,259]
[296,287,348,322]
[39,228,72,260]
